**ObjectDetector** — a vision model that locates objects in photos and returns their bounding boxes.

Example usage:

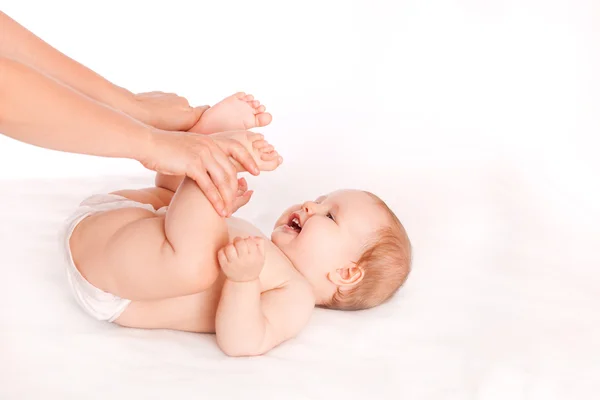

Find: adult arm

[0,57,259,216]
[0,11,202,130]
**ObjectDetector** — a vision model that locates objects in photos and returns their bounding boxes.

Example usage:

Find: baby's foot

[189,92,272,134]
[212,131,282,173]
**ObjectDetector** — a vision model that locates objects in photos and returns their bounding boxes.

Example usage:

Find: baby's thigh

[73,203,227,300]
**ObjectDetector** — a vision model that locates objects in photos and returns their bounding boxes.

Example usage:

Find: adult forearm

[215,279,267,357]
[0,56,150,159]
[0,12,140,118]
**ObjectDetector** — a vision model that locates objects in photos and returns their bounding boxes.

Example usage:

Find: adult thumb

[179,105,210,131]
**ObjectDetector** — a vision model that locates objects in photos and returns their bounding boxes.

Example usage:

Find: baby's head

[271,189,411,310]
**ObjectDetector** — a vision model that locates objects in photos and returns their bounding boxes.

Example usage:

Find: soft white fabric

[61,193,158,323]
[0,167,598,399]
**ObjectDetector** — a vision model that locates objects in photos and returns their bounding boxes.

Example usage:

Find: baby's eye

[327,212,335,221]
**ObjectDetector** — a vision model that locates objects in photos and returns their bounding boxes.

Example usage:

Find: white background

[1,0,599,399]
[2,0,598,182]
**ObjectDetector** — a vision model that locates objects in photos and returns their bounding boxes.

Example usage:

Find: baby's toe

[243,94,254,101]
[255,112,272,127]
[259,145,275,154]
[252,139,271,149]
[247,132,264,142]
[258,153,282,171]
[261,151,279,161]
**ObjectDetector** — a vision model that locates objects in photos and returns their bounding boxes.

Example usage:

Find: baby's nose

[302,201,317,215]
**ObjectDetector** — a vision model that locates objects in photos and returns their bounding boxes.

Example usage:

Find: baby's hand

[232,177,253,213]
[218,237,265,282]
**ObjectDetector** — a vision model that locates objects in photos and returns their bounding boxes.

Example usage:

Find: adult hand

[139,130,260,217]
[131,91,209,131]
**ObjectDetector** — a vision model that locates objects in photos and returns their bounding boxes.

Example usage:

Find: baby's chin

[270,225,291,248]
[270,225,302,257]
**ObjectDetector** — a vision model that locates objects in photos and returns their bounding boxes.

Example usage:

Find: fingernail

[221,208,227,216]
[278,156,283,163]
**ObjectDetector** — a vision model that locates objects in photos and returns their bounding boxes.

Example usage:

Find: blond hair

[325,193,412,310]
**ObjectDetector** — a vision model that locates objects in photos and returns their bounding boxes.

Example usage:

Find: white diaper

[61,194,168,322]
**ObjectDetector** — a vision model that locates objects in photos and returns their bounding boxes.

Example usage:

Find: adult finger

[225,138,260,176]
[188,167,227,217]
[210,151,239,215]
[212,150,239,194]
[202,156,235,216]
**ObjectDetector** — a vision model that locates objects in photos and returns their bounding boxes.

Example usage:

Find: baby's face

[271,190,389,300]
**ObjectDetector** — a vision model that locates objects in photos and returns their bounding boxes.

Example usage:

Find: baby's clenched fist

[217,236,265,282]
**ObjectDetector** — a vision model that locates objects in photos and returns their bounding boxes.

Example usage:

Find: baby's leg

[93,178,227,301]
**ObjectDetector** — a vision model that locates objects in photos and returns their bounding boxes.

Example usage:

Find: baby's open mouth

[287,214,302,233]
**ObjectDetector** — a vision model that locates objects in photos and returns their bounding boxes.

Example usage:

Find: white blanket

[0,164,598,399]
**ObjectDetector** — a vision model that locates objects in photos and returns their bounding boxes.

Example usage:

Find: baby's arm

[215,237,314,357]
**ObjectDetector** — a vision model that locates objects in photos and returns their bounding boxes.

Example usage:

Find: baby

[64,93,412,356]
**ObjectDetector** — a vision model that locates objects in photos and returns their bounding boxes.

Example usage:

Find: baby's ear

[327,264,364,288]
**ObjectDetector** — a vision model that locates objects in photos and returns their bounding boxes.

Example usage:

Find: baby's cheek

[304,228,333,257]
